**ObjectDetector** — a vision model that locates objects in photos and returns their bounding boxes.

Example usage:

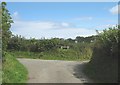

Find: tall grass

[2,53,28,83]
[9,46,92,61]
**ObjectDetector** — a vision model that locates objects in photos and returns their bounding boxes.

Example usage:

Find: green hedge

[83,27,119,83]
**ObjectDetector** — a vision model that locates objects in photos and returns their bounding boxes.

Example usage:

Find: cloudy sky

[7,2,118,39]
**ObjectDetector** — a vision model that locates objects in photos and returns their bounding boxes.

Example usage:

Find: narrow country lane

[18,59,92,83]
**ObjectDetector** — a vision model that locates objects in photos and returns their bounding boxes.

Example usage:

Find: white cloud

[95,24,117,34]
[13,11,18,16]
[11,20,96,39]
[61,22,70,27]
[109,5,120,14]
[12,11,20,20]
[11,21,57,32]
[75,17,93,21]
[95,24,117,31]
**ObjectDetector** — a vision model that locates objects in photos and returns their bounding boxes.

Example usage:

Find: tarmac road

[18,59,91,83]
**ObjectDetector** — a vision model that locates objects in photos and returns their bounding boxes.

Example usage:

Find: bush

[90,27,118,64]
[84,26,119,83]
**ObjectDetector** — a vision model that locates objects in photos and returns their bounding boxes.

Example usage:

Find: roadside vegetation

[1,2,28,83]
[83,26,119,83]
[7,36,95,61]
[2,53,28,83]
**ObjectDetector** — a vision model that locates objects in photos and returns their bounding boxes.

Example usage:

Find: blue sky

[7,2,118,39]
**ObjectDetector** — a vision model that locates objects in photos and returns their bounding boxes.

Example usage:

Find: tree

[1,2,13,56]
[75,36,84,43]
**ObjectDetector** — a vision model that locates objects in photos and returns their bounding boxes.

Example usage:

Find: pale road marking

[18,59,92,83]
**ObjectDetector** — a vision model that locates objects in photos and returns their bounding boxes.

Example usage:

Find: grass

[2,53,28,83]
[8,48,92,61]
[0,70,2,84]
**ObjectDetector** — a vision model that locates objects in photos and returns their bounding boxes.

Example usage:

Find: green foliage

[90,27,118,63]
[7,33,97,53]
[75,35,97,43]
[7,34,95,61]
[2,53,28,83]
[9,44,92,61]
[7,36,61,52]
[1,2,28,84]
[1,2,13,56]
[72,42,93,60]
[83,26,119,83]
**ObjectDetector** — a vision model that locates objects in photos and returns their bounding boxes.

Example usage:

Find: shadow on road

[73,62,93,83]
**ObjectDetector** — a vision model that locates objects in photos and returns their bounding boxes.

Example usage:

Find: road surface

[18,59,92,83]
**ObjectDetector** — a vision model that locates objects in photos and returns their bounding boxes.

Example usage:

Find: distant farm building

[75,40,78,43]
[60,46,70,49]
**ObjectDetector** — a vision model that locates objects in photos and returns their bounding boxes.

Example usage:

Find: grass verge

[2,53,28,83]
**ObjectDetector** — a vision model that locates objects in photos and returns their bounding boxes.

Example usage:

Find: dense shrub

[90,27,118,63]
[85,26,119,83]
